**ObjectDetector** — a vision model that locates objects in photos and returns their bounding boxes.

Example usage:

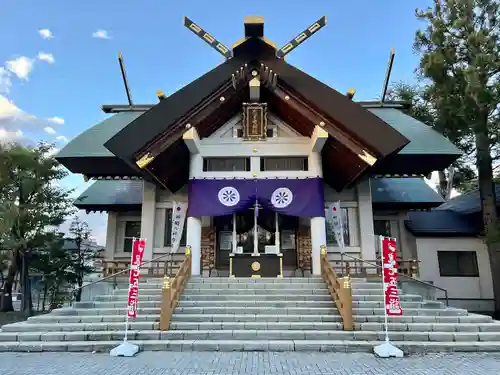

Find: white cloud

[39,29,53,40]
[44,126,56,135]
[48,116,64,125]
[92,30,111,39]
[0,67,12,94]
[6,56,34,80]
[0,127,23,143]
[37,52,55,64]
[56,135,68,143]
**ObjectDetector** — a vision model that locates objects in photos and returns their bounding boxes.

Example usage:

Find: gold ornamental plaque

[251,261,261,272]
[242,103,267,141]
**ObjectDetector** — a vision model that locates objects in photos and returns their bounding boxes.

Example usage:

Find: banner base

[373,342,404,358]
[110,341,139,357]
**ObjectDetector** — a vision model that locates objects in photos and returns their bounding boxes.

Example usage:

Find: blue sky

[0,0,433,244]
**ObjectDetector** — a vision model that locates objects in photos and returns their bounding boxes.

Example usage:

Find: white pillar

[357,179,377,265]
[186,216,202,275]
[310,216,327,275]
[140,181,156,262]
[105,212,117,259]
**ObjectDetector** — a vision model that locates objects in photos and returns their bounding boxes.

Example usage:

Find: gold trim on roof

[231,37,248,49]
[136,153,155,169]
[244,16,264,24]
[357,150,377,166]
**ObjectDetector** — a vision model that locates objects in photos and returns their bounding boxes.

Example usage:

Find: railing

[159,247,192,330]
[336,255,420,278]
[339,253,449,306]
[320,246,353,331]
[66,253,177,308]
[101,258,181,278]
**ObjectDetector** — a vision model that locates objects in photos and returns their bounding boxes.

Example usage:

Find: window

[123,221,141,252]
[374,220,391,237]
[437,251,479,277]
[325,207,350,246]
[203,157,251,172]
[260,157,308,171]
[164,208,187,247]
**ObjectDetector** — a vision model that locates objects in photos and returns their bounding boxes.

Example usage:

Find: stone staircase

[1,276,500,353]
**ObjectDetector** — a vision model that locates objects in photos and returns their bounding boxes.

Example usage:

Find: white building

[55,16,496,316]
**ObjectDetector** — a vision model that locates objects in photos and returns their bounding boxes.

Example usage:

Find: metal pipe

[339,252,449,306]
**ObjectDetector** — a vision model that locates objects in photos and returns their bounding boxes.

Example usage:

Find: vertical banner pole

[232,213,237,253]
[110,237,146,357]
[275,211,280,253]
[373,235,404,358]
[380,235,390,343]
[253,200,258,255]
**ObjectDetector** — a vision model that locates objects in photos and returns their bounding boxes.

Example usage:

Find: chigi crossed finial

[183,15,327,60]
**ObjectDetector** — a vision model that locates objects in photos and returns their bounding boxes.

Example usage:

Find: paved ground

[1,352,500,375]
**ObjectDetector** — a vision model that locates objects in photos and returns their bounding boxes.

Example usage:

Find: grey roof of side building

[56,106,461,160]
[434,183,500,215]
[74,177,443,209]
[370,178,444,206]
[405,210,482,237]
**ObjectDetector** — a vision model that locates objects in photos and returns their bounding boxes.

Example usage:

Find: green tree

[67,216,98,302]
[388,82,476,197]
[29,231,75,311]
[414,0,500,315]
[0,142,75,314]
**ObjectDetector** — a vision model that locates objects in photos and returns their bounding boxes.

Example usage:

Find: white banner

[326,201,344,248]
[170,202,188,254]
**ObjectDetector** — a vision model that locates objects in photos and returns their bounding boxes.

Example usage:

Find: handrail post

[339,276,353,331]
[159,276,172,331]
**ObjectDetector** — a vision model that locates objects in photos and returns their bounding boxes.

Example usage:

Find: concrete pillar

[105,212,117,259]
[186,216,202,276]
[357,179,377,267]
[310,216,327,275]
[140,181,156,262]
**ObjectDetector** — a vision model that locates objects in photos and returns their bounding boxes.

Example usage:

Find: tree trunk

[475,129,500,318]
[437,170,448,199]
[20,254,33,316]
[0,263,15,312]
[41,282,48,312]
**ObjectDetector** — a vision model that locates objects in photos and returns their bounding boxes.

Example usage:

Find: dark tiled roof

[371,178,444,206]
[367,108,461,156]
[405,210,481,237]
[435,183,500,215]
[57,112,144,158]
[74,180,143,209]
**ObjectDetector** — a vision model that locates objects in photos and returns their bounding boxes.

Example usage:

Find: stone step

[187,277,324,284]
[1,339,499,353]
[2,329,500,342]
[173,300,440,309]
[183,283,328,290]
[24,313,493,325]
[100,293,421,302]
[180,288,331,295]
[48,306,467,316]
[8,319,499,334]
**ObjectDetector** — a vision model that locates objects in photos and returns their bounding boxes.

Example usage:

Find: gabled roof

[56,112,143,177]
[74,180,143,212]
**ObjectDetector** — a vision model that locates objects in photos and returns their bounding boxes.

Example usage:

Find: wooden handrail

[335,258,420,279]
[159,247,192,331]
[320,246,353,331]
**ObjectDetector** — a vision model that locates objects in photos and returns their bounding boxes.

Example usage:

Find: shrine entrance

[214,208,298,271]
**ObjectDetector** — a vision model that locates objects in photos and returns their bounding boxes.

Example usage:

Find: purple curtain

[187,178,325,217]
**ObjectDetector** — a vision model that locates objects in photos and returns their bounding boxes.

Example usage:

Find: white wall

[415,237,494,312]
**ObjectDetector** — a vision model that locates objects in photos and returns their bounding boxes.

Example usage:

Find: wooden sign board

[242,103,267,141]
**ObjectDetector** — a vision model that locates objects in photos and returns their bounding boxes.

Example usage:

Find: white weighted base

[373,342,404,358]
[110,341,139,357]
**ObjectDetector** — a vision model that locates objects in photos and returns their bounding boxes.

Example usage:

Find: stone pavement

[1,352,500,375]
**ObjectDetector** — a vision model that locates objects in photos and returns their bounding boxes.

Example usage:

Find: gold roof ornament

[136,153,155,169]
